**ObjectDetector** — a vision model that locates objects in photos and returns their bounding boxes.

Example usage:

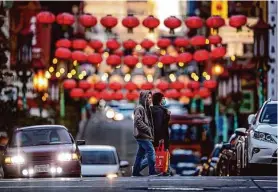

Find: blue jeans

[133,140,156,175]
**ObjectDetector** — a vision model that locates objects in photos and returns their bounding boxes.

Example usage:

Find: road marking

[254,180,277,183]
[148,187,204,191]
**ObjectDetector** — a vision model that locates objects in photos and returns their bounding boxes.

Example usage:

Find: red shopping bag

[155,140,169,173]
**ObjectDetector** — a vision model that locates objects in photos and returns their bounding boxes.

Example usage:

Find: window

[80,150,117,165]
[259,104,277,124]
[10,128,72,147]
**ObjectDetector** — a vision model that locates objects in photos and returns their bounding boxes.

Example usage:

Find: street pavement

[0,176,276,192]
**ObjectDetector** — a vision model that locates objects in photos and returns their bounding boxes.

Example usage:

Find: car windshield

[10,128,72,147]
[259,103,277,124]
[80,150,117,165]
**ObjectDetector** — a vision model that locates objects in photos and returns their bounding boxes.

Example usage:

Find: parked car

[79,145,129,177]
[238,99,277,175]
[170,149,200,176]
[2,125,83,178]
[201,143,222,176]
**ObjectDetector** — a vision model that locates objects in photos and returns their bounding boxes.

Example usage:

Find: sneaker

[131,166,144,177]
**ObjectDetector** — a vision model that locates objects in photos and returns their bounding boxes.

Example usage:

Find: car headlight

[106,109,115,119]
[253,131,276,144]
[5,155,25,164]
[106,173,118,179]
[57,152,79,161]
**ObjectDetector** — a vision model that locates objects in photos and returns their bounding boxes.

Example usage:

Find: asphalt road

[0,176,276,192]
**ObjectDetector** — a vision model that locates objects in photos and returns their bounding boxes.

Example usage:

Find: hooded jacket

[133,91,154,141]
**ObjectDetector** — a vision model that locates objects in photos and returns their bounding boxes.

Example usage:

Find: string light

[169,74,176,82]
[71,69,76,75]
[124,74,131,82]
[135,45,142,51]
[56,72,61,78]
[157,62,163,68]
[178,62,184,67]
[82,71,87,76]
[73,60,78,66]
[136,62,142,68]
[231,55,236,61]
[78,74,84,80]
[49,67,54,73]
[53,58,58,64]
[147,74,153,82]
[45,71,51,79]
[103,52,109,58]
[60,68,65,74]
[67,73,72,78]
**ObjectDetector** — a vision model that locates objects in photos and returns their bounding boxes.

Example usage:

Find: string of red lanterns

[36,12,248,33]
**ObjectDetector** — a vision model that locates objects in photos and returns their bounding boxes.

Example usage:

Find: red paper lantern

[165,89,180,99]
[208,35,222,45]
[176,52,193,64]
[170,81,184,90]
[113,91,124,100]
[72,51,87,63]
[122,14,140,33]
[79,80,91,90]
[185,16,203,29]
[142,54,158,67]
[106,39,120,50]
[198,87,211,99]
[63,79,77,90]
[106,55,121,67]
[100,14,118,33]
[125,82,138,91]
[89,40,103,50]
[229,15,247,30]
[55,48,71,60]
[193,50,209,62]
[140,39,155,50]
[56,13,74,26]
[157,38,171,49]
[84,88,100,99]
[70,88,84,99]
[72,39,87,50]
[36,11,55,24]
[164,16,182,34]
[100,90,113,101]
[56,39,71,48]
[211,47,226,59]
[187,81,200,89]
[94,81,107,90]
[156,80,169,91]
[114,50,124,57]
[87,53,102,65]
[109,82,122,91]
[143,15,160,33]
[206,16,225,30]
[174,37,190,48]
[181,89,194,98]
[203,80,217,90]
[190,35,206,46]
[124,56,139,68]
[141,82,154,90]
[123,39,137,50]
[79,14,97,28]
[159,55,176,65]
[126,91,139,101]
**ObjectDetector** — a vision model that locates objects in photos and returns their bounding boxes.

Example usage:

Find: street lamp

[33,70,48,118]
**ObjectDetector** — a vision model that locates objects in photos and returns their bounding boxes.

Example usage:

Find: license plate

[34,165,49,172]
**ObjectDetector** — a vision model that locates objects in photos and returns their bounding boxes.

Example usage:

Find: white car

[79,145,129,177]
[246,99,277,168]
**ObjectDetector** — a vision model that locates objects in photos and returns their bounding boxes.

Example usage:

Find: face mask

[161,99,166,106]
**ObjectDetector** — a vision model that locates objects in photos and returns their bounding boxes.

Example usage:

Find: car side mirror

[248,114,256,125]
[235,128,246,136]
[222,143,231,150]
[120,160,129,168]
[200,156,208,164]
[76,140,85,145]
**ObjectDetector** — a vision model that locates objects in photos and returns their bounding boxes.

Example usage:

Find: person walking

[132,91,156,176]
[151,92,171,176]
